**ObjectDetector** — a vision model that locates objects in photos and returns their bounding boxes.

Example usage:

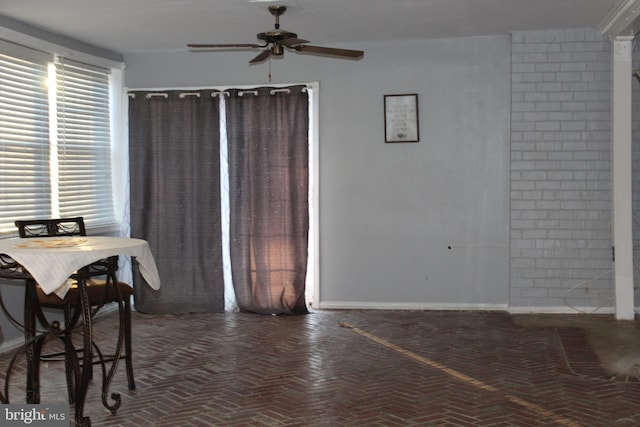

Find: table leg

[24,280,41,404]
[74,279,93,427]
[97,270,126,413]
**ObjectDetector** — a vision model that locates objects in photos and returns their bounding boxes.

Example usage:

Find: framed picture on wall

[384,94,419,143]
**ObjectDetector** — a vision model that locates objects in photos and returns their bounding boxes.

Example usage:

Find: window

[56,60,114,224]
[0,43,115,234]
[0,45,50,231]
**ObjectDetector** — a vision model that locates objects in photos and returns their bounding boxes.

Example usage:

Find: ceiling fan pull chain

[269,55,272,82]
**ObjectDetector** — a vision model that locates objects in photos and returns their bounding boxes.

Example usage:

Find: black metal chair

[14,217,136,395]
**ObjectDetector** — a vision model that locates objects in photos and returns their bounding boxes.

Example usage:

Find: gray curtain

[128,90,224,313]
[226,86,309,315]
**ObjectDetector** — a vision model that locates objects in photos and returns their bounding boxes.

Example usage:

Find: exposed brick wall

[510,28,613,311]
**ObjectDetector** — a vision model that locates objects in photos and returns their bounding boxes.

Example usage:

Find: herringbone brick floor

[2,310,640,426]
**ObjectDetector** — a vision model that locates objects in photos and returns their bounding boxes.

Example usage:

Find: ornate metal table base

[0,257,126,426]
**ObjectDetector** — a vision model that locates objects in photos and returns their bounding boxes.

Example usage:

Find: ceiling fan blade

[188,43,263,50]
[282,38,310,47]
[249,49,272,64]
[294,45,364,58]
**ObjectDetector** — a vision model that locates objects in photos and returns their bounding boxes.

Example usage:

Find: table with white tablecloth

[0,235,160,296]
[0,235,161,426]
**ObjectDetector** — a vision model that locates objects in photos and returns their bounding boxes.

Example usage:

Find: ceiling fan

[187,5,364,64]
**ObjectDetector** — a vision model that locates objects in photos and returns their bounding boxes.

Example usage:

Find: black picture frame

[384,94,419,143]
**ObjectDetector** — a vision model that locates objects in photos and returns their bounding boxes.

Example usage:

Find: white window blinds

[0,42,117,234]
[0,51,51,233]
[56,60,114,225]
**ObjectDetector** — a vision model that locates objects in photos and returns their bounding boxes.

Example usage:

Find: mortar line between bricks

[339,321,583,427]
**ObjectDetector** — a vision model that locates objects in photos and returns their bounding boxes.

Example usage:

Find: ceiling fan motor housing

[257,28,297,56]
[257,30,298,44]
[259,3,292,55]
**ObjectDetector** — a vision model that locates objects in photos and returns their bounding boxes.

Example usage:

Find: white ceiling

[0,0,623,54]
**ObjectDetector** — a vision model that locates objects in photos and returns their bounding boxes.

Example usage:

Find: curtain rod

[128,82,314,93]
[130,88,307,99]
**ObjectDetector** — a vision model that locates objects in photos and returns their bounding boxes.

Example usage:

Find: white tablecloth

[0,236,161,297]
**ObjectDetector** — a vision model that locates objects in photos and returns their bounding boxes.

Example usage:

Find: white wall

[124,36,512,310]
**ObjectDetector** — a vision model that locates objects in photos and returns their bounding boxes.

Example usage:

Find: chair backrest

[15,217,86,238]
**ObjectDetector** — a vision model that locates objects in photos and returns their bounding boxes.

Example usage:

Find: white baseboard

[314,301,638,315]
[0,335,25,354]
[507,306,616,315]
[314,301,508,311]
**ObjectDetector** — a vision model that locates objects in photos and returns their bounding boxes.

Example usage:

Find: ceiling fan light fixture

[271,44,284,56]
